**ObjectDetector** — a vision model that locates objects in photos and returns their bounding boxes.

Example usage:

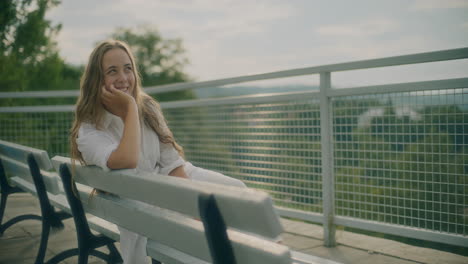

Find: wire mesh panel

[333,88,468,236]
[164,98,323,213]
[0,111,74,157]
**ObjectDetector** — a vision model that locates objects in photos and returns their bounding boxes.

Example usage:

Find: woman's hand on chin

[101,84,136,120]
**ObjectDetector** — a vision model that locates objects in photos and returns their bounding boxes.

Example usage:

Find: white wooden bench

[0,140,122,263]
[53,155,294,264]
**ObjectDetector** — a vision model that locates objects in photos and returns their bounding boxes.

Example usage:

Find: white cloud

[50,0,298,70]
[46,0,466,84]
[112,0,296,39]
[316,18,399,37]
[82,0,298,80]
[410,0,468,10]
[318,35,432,60]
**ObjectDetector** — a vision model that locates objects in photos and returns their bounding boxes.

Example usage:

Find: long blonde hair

[70,40,184,165]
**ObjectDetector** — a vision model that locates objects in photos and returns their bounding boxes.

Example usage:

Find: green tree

[0,0,69,92]
[0,0,82,110]
[110,26,194,101]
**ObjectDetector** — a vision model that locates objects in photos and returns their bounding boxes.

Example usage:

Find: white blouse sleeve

[158,142,185,175]
[76,124,118,171]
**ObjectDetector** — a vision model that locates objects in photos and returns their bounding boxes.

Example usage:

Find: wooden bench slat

[2,155,61,195]
[52,156,283,240]
[10,176,37,196]
[87,215,120,242]
[41,170,63,195]
[0,140,53,171]
[2,155,33,183]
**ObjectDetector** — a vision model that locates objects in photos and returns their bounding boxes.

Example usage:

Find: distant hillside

[194,85,318,98]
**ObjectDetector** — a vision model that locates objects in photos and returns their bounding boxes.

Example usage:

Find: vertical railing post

[319,72,336,247]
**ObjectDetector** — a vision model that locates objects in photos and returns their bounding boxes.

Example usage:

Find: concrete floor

[0,193,466,264]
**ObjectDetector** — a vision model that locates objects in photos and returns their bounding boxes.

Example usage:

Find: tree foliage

[0,0,82,92]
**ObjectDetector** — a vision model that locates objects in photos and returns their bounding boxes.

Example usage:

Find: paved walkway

[0,193,466,264]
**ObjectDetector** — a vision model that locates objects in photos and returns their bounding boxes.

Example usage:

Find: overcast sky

[47,0,468,87]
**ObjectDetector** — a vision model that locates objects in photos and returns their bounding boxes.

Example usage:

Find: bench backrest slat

[1,155,62,195]
[0,140,53,171]
[0,140,61,195]
[52,156,283,239]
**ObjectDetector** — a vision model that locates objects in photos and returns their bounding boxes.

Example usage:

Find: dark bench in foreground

[0,140,121,263]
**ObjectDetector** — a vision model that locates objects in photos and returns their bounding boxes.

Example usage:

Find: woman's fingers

[101,83,136,119]
[101,85,116,111]
[101,86,111,102]
[108,83,116,93]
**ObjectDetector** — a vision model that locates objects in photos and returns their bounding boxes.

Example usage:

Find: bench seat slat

[10,176,38,196]
[78,190,291,264]
[52,156,283,240]
[41,170,63,195]
[1,155,32,182]
[87,215,120,242]
[0,140,53,171]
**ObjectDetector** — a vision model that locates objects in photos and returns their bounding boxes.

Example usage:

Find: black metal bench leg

[89,249,115,263]
[45,247,113,264]
[0,185,24,234]
[34,219,51,264]
[0,214,42,235]
[78,250,89,264]
[45,248,80,264]
[106,243,123,263]
[0,192,9,234]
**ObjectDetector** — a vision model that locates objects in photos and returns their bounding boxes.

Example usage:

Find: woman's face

[101,48,135,96]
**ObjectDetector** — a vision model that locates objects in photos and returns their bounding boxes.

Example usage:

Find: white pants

[118,162,246,264]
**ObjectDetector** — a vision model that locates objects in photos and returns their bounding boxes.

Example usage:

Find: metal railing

[1,47,467,248]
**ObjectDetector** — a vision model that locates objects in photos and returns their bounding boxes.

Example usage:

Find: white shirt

[76,111,185,175]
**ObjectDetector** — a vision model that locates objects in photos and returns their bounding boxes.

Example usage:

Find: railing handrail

[146,47,468,94]
[1,47,467,99]
[2,77,467,113]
